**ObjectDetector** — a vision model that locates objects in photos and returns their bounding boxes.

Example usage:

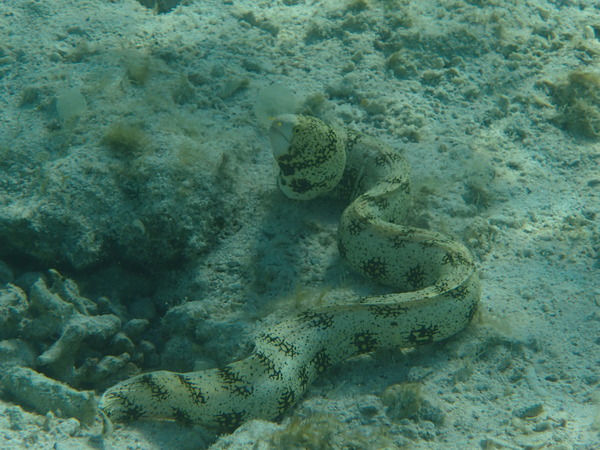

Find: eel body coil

[100,114,480,431]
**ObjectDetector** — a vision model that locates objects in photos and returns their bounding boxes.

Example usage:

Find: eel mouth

[269,115,296,158]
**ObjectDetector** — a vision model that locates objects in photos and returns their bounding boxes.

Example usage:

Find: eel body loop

[99,114,480,431]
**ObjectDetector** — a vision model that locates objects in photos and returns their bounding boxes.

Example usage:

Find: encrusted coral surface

[0,268,153,394]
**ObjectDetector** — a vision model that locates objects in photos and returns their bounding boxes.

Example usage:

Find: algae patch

[549,71,600,139]
[381,383,445,425]
[269,413,394,449]
[102,122,148,157]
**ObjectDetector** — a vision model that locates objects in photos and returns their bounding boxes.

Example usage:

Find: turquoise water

[0,0,599,448]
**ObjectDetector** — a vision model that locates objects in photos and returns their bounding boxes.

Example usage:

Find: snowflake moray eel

[100,114,480,431]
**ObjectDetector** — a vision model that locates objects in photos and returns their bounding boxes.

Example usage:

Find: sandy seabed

[0,0,599,448]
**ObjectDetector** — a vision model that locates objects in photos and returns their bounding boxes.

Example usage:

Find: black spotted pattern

[345,130,362,150]
[218,366,253,397]
[105,392,145,421]
[408,324,440,344]
[442,251,471,266]
[361,257,389,281]
[450,283,470,300]
[370,195,390,210]
[352,331,379,353]
[419,239,437,248]
[299,311,334,329]
[405,264,426,289]
[368,304,409,318]
[98,114,480,432]
[465,298,479,321]
[384,175,409,186]
[311,349,332,374]
[396,180,410,193]
[433,279,451,294]
[289,177,315,194]
[258,332,298,357]
[298,366,311,390]
[139,374,170,401]
[347,217,367,235]
[255,351,283,380]
[374,151,403,167]
[214,411,245,430]
[177,374,207,405]
[276,388,297,415]
[173,407,193,425]
[390,235,408,249]
[276,156,299,176]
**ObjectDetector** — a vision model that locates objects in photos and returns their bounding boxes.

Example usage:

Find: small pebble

[57,418,80,436]
[514,403,544,418]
